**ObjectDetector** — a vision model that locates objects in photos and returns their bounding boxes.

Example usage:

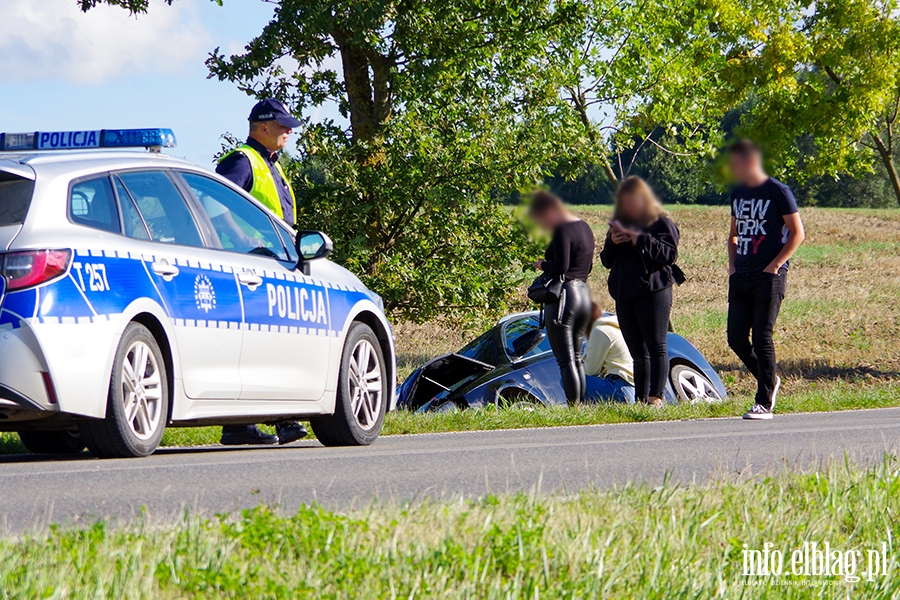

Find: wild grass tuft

[2,458,899,598]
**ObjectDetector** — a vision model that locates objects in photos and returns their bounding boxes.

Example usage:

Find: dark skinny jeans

[727,270,787,409]
[616,287,672,399]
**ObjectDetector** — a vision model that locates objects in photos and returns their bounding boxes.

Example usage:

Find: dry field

[395,206,900,399]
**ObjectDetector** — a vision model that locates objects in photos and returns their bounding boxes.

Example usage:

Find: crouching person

[583,302,636,404]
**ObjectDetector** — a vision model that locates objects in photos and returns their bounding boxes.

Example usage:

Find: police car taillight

[2,250,72,291]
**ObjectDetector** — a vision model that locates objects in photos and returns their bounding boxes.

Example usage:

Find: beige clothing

[584,315,634,385]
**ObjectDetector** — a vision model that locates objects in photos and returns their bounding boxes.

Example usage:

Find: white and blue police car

[0,128,395,458]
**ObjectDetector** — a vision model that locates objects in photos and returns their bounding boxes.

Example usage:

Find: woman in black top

[530,191,595,404]
[599,176,680,407]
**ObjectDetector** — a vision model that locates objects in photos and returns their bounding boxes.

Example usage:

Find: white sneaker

[770,376,781,412]
[743,404,773,420]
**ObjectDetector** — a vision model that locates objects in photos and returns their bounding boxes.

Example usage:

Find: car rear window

[0,175,35,226]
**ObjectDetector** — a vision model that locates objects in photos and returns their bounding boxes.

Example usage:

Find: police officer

[216,98,308,446]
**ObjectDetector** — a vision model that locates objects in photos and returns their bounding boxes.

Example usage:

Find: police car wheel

[80,323,169,459]
[310,322,387,446]
[17,430,86,455]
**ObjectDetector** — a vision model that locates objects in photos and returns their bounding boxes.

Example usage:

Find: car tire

[17,430,86,455]
[310,322,387,446]
[670,363,722,404]
[80,323,169,458]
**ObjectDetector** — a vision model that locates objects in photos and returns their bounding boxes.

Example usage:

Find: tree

[85,0,583,323]
[540,0,783,190]
[725,0,900,206]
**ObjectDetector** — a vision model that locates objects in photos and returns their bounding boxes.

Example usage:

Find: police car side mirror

[296,230,334,274]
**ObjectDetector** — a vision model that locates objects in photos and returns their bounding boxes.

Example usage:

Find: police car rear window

[0,175,35,227]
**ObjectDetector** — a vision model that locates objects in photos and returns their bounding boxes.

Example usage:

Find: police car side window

[180,172,289,261]
[118,171,204,248]
[69,176,120,234]
[112,176,150,241]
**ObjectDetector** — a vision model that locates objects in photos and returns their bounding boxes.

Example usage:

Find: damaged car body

[398,311,726,412]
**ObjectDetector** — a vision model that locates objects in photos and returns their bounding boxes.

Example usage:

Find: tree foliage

[77,0,221,14]
[83,0,900,322]
[540,0,785,189]
[90,0,582,322]
[720,0,900,205]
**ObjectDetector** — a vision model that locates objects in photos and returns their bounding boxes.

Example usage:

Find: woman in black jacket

[530,191,595,404]
[599,176,681,407]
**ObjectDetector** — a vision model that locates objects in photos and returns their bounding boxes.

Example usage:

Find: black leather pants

[545,280,592,404]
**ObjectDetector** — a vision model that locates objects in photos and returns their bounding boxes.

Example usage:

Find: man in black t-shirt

[726,140,806,420]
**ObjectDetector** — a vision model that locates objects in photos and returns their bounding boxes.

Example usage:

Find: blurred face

[254,120,293,153]
[728,152,761,186]
[532,207,565,232]
[616,191,647,223]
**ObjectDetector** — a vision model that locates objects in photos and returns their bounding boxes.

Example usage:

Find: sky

[0,0,309,166]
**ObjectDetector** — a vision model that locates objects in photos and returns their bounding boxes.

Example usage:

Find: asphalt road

[2,408,900,534]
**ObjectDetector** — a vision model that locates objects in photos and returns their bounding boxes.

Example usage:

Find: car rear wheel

[17,430,86,455]
[670,364,722,404]
[310,323,387,446]
[80,323,169,458]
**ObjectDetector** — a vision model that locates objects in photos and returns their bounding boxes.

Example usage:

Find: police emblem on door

[194,275,216,313]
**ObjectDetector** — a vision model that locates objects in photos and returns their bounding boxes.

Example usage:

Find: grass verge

[1,384,897,454]
[2,459,899,598]
[382,384,900,435]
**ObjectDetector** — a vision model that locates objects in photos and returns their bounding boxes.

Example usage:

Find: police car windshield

[0,174,34,227]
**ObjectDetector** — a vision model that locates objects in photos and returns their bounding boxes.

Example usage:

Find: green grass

[2,385,897,454]
[3,459,900,598]
[794,241,900,266]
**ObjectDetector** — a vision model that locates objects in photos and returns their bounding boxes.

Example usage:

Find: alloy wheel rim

[677,369,721,404]
[121,341,163,440]
[348,339,383,431]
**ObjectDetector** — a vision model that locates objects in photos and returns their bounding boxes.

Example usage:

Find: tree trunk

[872,132,900,207]
[332,26,393,170]
[333,28,378,145]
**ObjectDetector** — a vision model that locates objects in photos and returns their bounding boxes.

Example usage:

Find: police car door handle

[151,260,180,281]
[237,270,263,291]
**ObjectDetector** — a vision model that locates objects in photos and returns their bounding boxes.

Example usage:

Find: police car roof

[0,151,203,181]
[3,149,185,166]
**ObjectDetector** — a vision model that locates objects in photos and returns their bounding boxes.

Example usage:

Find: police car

[0,128,395,458]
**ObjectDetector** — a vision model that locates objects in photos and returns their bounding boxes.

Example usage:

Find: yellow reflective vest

[220,144,296,221]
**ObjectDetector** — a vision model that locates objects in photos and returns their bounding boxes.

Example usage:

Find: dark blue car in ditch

[398,311,726,412]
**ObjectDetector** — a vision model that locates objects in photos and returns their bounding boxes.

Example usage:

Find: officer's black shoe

[220,425,278,446]
[276,421,308,445]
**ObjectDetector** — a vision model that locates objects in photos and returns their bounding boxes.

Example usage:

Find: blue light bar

[0,128,177,151]
[103,128,177,149]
